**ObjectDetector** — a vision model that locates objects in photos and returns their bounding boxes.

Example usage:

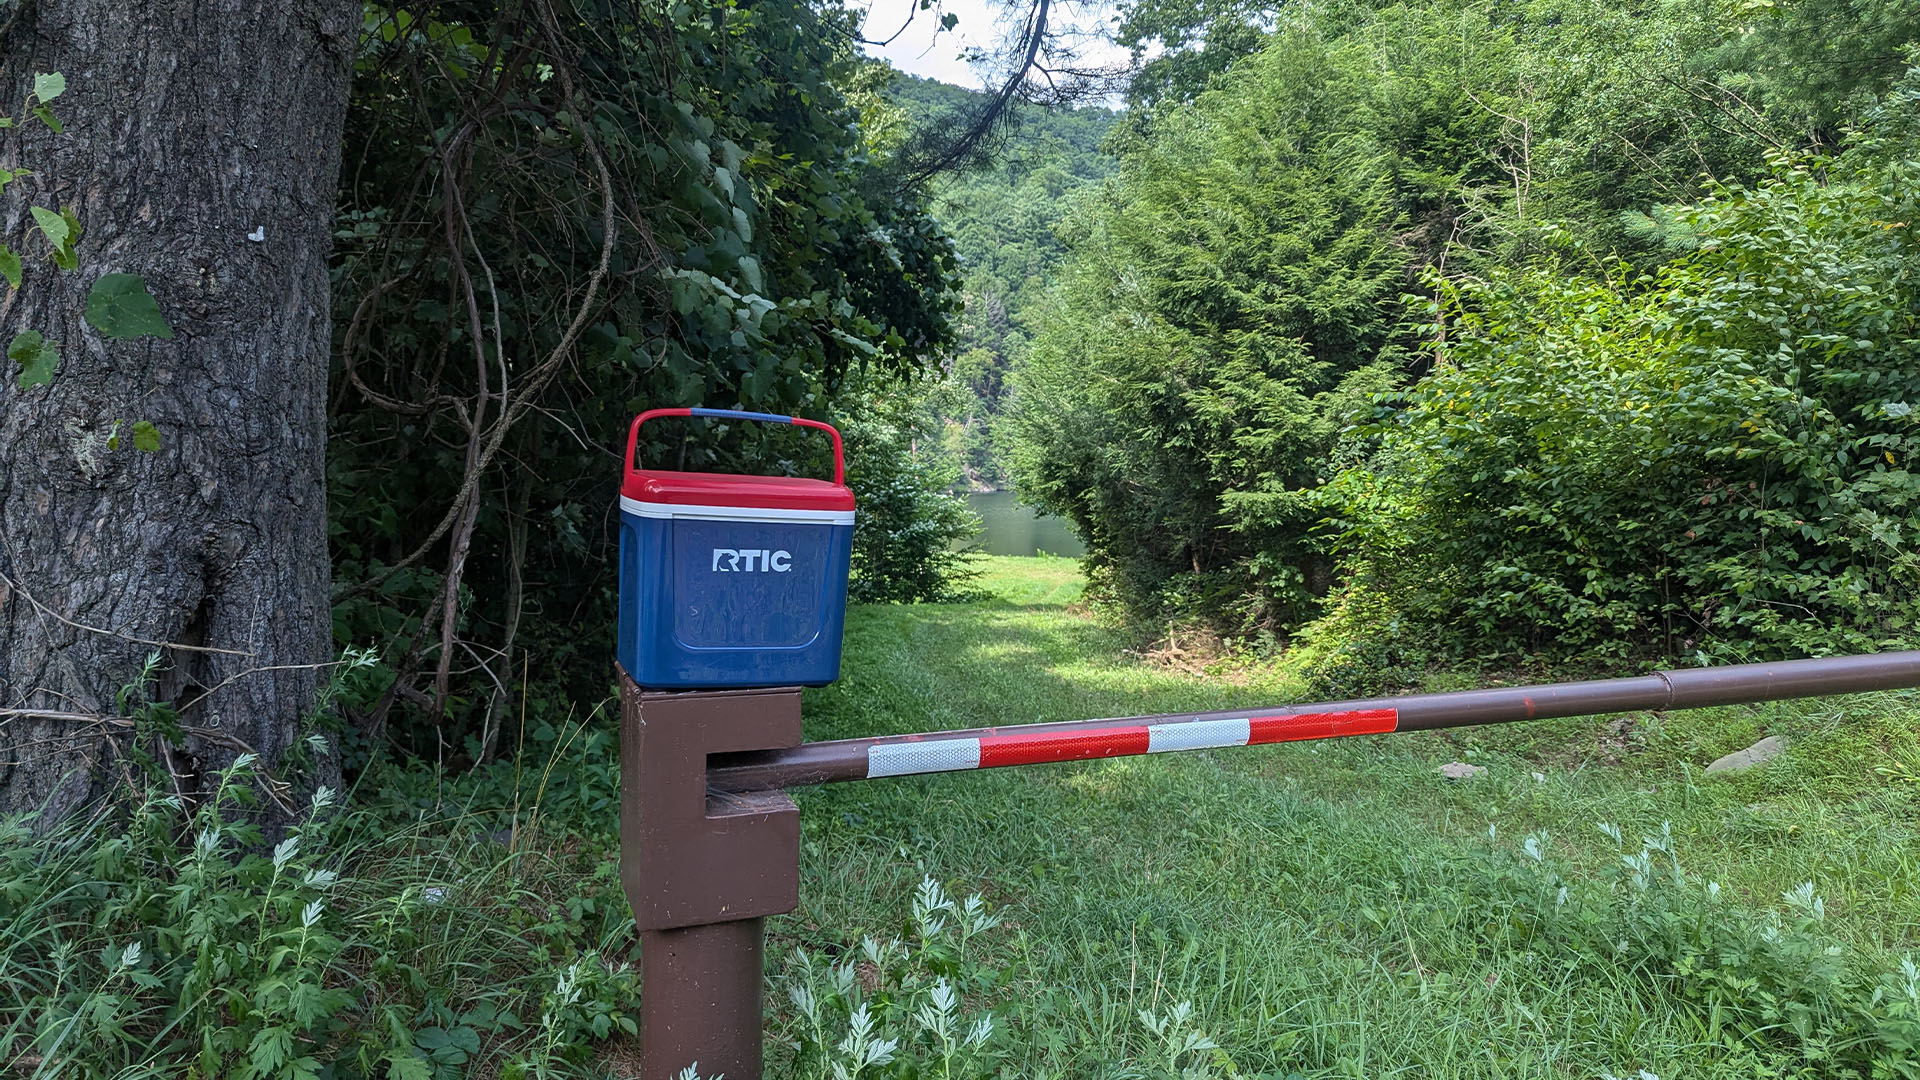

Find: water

[963,491,1086,557]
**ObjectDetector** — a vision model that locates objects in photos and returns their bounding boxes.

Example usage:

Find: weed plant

[773,876,1002,1078]
[771,874,1234,1080]
[1490,822,1920,1077]
[0,756,640,1079]
[8,558,1920,1078]
[775,835,1920,1078]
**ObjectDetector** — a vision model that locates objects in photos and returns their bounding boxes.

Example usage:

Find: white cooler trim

[620,495,855,525]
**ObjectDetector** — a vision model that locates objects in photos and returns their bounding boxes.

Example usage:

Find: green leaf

[86,274,174,339]
[31,105,61,133]
[415,1025,479,1063]
[9,330,58,389]
[51,207,81,269]
[0,245,20,289]
[386,1053,433,1080]
[31,206,68,250]
[33,72,65,103]
[130,420,161,452]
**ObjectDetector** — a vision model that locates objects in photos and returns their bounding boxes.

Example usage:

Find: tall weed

[0,755,640,1079]
[1488,822,1920,1077]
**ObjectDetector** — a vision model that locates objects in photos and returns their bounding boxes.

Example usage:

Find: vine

[3,70,175,444]
[327,0,957,759]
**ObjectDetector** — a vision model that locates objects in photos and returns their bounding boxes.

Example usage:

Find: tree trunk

[0,0,357,824]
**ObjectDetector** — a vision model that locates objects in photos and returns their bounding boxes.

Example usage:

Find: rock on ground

[1705,735,1789,775]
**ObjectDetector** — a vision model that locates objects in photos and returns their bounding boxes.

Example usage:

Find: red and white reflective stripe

[863,708,1397,779]
[1249,709,1399,743]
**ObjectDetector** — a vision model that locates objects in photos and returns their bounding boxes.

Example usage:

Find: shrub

[1288,580,1437,699]
[1326,140,1920,660]
[839,372,984,604]
[0,756,641,1080]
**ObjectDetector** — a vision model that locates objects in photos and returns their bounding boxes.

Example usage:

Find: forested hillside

[890,76,1118,488]
[1009,0,1920,674]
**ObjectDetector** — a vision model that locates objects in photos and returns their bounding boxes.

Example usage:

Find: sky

[858,0,1134,90]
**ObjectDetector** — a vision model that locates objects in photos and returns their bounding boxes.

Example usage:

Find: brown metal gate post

[618,669,802,1080]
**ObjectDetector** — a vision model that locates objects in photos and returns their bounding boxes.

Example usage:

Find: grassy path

[774,557,1920,1079]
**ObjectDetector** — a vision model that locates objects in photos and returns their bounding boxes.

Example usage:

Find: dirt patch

[597,1033,645,1079]
[1597,714,1639,763]
[1125,625,1253,682]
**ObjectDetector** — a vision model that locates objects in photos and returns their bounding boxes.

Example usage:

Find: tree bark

[0,0,357,824]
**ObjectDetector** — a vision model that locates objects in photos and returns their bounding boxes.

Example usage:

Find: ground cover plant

[784,557,1920,1078]
[11,557,1920,1077]
[0,752,642,1079]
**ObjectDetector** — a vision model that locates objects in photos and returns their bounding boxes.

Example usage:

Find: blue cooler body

[618,408,856,689]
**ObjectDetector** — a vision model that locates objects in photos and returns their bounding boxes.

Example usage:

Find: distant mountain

[885,75,1120,489]
[888,74,1121,179]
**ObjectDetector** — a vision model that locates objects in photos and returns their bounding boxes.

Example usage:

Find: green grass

[9,555,1918,1078]
[774,555,1920,1079]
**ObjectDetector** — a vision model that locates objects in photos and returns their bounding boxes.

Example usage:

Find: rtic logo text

[711,548,793,573]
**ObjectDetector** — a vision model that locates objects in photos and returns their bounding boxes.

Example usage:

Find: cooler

[618,407,856,689]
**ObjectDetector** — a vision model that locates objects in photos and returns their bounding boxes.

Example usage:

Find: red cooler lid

[622,469,855,511]
[622,407,855,512]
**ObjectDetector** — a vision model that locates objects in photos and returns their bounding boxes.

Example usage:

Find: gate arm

[707,651,1920,793]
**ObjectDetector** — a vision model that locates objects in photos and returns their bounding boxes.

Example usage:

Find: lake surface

[964,491,1086,557]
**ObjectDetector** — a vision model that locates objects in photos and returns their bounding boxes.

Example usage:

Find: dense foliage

[891,77,1119,489]
[1008,28,1421,632]
[327,1,964,759]
[1334,147,1920,660]
[839,372,983,604]
[0,753,645,1079]
[1009,0,1920,661]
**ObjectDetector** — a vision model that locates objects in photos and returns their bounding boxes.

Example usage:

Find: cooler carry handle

[626,407,846,486]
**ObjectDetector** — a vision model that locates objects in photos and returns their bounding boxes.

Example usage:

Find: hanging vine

[329,0,958,763]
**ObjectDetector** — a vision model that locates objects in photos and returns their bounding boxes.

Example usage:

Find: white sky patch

[859,0,1136,91]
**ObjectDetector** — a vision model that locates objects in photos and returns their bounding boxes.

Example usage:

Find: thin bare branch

[0,568,255,657]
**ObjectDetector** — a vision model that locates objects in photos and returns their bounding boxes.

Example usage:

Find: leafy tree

[1007,0,1920,653]
[1330,129,1920,659]
[1113,0,1283,106]
[891,75,1120,489]
[1010,26,1410,632]
[327,1,959,760]
[837,371,984,604]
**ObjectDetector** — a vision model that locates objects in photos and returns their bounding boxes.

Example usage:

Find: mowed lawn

[774,556,1920,1079]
